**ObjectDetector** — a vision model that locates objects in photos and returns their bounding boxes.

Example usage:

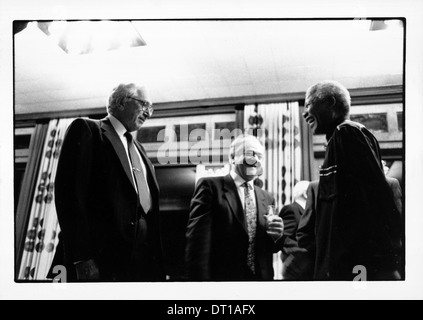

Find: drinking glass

[266,205,279,217]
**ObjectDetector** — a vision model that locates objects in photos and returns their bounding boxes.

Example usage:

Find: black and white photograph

[1,0,423,301]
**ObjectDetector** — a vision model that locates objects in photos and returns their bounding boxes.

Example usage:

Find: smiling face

[231,135,264,182]
[303,94,335,135]
[303,81,351,137]
[114,86,153,132]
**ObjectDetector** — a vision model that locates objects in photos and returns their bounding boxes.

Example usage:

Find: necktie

[125,132,151,214]
[243,182,256,274]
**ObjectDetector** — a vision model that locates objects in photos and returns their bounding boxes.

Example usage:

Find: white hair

[293,180,310,201]
[107,83,147,115]
[306,80,351,119]
[228,134,264,164]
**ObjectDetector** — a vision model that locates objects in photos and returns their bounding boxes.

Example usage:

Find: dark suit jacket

[282,181,318,280]
[185,174,282,281]
[279,201,304,262]
[49,117,165,282]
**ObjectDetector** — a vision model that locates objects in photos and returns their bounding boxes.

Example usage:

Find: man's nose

[143,109,151,118]
[245,154,260,166]
[302,111,309,119]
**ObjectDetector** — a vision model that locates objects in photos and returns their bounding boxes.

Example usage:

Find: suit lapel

[223,174,248,234]
[100,118,136,190]
[294,202,304,221]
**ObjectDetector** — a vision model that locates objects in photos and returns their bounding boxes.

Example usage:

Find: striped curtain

[18,118,74,280]
[244,102,302,279]
[15,122,49,276]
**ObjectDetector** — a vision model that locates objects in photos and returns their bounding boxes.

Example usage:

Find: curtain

[244,101,303,280]
[18,118,74,280]
[15,122,49,277]
[299,105,317,181]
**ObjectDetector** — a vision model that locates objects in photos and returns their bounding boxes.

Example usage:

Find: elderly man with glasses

[185,134,284,281]
[48,83,165,282]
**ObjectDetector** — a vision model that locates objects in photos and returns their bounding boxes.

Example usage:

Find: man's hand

[75,259,100,281]
[265,215,284,242]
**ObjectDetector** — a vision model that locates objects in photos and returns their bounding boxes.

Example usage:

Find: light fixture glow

[37,20,146,55]
[369,19,404,31]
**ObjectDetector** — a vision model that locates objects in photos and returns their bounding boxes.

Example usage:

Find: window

[174,123,207,142]
[14,126,35,211]
[214,121,237,139]
[313,103,403,158]
[350,113,389,133]
[138,126,166,143]
[397,112,403,132]
[137,113,237,165]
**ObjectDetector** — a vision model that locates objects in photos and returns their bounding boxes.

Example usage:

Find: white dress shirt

[230,170,257,211]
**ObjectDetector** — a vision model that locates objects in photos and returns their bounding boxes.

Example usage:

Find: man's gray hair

[107,83,139,115]
[306,80,351,119]
[228,134,264,164]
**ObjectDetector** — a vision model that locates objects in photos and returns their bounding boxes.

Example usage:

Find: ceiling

[14,19,404,117]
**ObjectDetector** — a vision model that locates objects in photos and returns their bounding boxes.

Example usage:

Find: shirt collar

[230,170,254,190]
[108,114,128,138]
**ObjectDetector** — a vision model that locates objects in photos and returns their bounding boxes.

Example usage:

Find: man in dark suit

[288,172,404,281]
[185,134,284,281]
[49,83,165,282]
[279,180,310,263]
[283,180,318,280]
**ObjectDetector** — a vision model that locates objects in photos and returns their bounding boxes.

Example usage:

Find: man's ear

[118,102,126,111]
[327,96,338,119]
[115,97,126,111]
[328,96,336,109]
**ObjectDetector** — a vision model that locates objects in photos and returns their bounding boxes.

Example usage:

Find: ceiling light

[369,19,403,31]
[37,20,146,55]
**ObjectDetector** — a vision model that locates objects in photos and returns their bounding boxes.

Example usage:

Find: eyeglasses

[127,97,154,115]
[244,151,263,161]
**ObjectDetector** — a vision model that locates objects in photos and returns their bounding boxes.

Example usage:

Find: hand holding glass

[266,205,278,217]
[265,205,284,241]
